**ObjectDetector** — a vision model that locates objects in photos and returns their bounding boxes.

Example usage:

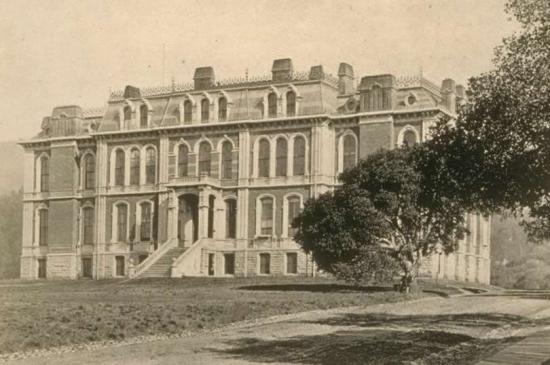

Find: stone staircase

[138,247,187,278]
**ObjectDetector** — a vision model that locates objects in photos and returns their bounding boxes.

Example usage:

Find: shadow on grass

[308,312,536,330]
[236,284,394,293]
[211,329,518,365]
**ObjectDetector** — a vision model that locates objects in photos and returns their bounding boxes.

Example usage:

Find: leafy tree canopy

[424,0,550,242]
[293,147,469,291]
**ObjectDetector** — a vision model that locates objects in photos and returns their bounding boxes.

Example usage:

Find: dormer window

[201,99,209,122]
[268,92,277,118]
[139,104,148,128]
[286,91,296,116]
[184,100,192,124]
[218,97,227,121]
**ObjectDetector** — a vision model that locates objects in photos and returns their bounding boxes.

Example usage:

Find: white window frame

[112,201,130,243]
[282,193,304,238]
[255,194,276,238]
[135,199,155,242]
[396,125,421,146]
[338,130,358,174]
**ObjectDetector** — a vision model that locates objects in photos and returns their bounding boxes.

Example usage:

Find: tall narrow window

[287,196,301,237]
[184,100,192,124]
[286,91,296,116]
[218,97,227,121]
[82,207,94,245]
[258,139,270,177]
[117,204,128,242]
[403,130,418,147]
[84,154,95,189]
[115,256,125,276]
[260,197,274,236]
[293,136,306,176]
[178,144,189,177]
[199,142,211,176]
[221,141,233,179]
[123,106,131,122]
[276,138,287,176]
[225,199,237,239]
[145,147,156,184]
[207,195,215,238]
[140,104,148,128]
[39,209,48,246]
[259,253,271,274]
[201,99,209,122]
[40,156,49,192]
[115,149,125,186]
[268,92,277,118]
[224,253,235,275]
[130,149,140,185]
[140,202,152,241]
[343,134,357,171]
[38,258,47,278]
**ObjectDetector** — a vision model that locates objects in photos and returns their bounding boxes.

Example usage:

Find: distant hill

[0,141,23,194]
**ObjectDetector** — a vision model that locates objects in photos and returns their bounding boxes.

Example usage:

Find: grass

[0,276,421,354]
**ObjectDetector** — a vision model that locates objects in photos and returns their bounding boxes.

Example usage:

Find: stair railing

[170,238,211,277]
[130,237,178,278]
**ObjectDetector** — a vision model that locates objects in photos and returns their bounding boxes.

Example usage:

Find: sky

[0,0,518,142]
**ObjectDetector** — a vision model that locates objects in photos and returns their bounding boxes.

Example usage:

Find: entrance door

[178,194,199,246]
[81,257,92,278]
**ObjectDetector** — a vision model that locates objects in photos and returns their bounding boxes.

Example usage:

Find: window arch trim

[396,125,421,147]
[136,199,155,242]
[282,193,304,238]
[35,152,50,192]
[338,130,358,173]
[290,133,309,176]
[111,201,130,243]
[80,151,96,190]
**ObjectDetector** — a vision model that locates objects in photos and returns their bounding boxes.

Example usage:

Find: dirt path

[5,292,550,365]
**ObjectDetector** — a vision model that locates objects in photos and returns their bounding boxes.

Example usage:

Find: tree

[293,148,469,292]
[424,0,550,242]
[0,190,22,278]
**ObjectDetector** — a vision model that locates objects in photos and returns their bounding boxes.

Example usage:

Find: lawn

[0,276,420,355]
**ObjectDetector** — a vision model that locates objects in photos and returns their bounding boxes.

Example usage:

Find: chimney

[309,65,324,80]
[455,84,467,107]
[271,58,293,82]
[338,63,355,95]
[194,67,215,90]
[123,85,141,99]
[441,78,457,114]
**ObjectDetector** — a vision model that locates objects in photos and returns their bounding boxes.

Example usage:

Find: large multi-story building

[19,58,490,283]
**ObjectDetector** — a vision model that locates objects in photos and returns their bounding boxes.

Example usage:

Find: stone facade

[19,58,490,284]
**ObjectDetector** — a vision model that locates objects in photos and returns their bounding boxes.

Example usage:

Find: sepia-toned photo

[0,0,549,363]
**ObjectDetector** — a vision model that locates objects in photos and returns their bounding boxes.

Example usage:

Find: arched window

[40,156,49,192]
[260,196,274,236]
[140,201,152,241]
[343,134,357,171]
[403,130,418,147]
[268,92,277,118]
[184,100,192,124]
[139,104,148,128]
[116,203,128,242]
[276,138,287,177]
[198,142,211,176]
[114,149,125,186]
[225,199,237,239]
[123,106,131,121]
[287,196,301,237]
[286,91,296,116]
[39,209,48,246]
[293,136,306,176]
[258,139,270,177]
[221,141,233,179]
[130,149,140,185]
[82,206,94,245]
[201,99,209,122]
[145,147,156,184]
[84,154,95,189]
[218,97,227,121]
[178,144,189,177]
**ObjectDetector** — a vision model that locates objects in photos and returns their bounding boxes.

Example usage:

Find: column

[198,187,211,239]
